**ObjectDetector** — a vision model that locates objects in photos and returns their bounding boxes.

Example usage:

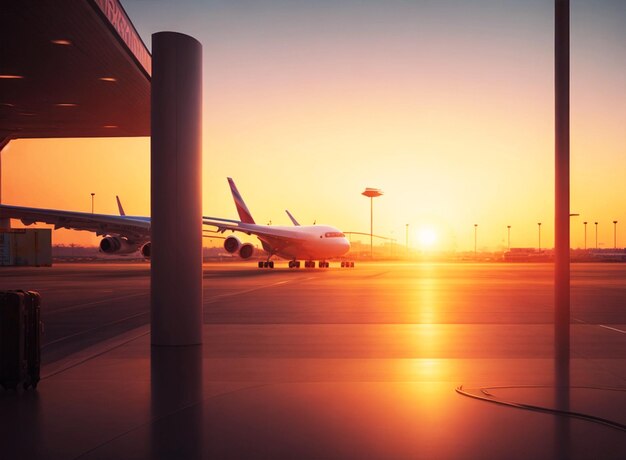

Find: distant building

[504,248,552,262]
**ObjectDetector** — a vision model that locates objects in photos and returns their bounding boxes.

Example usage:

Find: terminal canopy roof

[0,0,151,140]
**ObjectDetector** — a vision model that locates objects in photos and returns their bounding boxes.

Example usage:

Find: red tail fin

[227,178,255,224]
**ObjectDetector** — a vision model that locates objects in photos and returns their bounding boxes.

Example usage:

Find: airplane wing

[0,204,151,241]
[1,203,307,251]
[202,217,309,248]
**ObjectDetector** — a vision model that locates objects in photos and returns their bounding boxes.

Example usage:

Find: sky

[3,0,626,251]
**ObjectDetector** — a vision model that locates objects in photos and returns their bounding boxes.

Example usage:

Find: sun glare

[418,227,437,248]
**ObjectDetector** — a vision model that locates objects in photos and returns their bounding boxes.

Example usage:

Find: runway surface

[1,261,625,459]
[1,261,624,364]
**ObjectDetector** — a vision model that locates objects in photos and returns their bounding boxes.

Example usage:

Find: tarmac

[1,261,625,459]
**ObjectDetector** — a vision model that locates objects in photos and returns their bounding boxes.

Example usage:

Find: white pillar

[150,32,203,346]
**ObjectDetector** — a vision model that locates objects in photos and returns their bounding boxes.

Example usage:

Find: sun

[418,227,438,248]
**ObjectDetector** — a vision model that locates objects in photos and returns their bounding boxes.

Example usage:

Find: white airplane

[0,177,352,268]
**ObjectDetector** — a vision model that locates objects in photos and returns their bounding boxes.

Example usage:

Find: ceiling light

[55,103,78,107]
[103,125,118,128]
[51,39,72,46]
[99,77,117,82]
[0,75,24,79]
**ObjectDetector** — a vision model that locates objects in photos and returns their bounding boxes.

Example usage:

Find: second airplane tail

[227,177,256,224]
[116,196,126,216]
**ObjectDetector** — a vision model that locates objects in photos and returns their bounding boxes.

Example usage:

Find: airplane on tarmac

[0,178,352,268]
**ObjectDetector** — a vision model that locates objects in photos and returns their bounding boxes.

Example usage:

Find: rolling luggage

[0,290,42,390]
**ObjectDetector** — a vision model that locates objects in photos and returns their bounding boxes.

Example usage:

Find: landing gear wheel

[258,261,264,268]
[296,261,301,268]
[350,262,355,268]
[269,261,274,268]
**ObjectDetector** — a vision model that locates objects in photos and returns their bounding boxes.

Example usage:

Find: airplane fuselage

[235,223,350,261]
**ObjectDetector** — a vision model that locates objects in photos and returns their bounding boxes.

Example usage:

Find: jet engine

[99,236,139,255]
[224,235,241,254]
[140,242,151,258]
[239,243,254,259]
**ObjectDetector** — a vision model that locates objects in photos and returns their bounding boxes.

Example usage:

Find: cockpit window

[324,232,345,238]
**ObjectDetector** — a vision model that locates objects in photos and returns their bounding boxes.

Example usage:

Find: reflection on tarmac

[0,262,625,459]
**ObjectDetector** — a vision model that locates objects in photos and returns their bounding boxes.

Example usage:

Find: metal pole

[613,220,618,249]
[474,224,478,258]
[507,225,511,250]
[406,224,409,253]
[0,138,10,229]
[555,0,570,378]
[538,222,542,250]
[370,197,373,259]
[583,222,587,250]
[91,193,95,214]
[594,222,598,249]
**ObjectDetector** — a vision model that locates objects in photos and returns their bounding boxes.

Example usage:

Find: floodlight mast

[362,188,383,259]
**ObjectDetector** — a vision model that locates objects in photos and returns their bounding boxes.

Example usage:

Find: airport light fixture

[583,221,588,250]
[613,220,618,249]
[50,39,72,46]
[91,192,95,214]
[537,222,542,250]
[362,187,383,259]
[595,222,598,249]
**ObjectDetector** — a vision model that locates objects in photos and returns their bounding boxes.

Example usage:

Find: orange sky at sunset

[3,0,626,251]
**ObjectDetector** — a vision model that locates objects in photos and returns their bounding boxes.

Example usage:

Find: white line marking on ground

[573,316,626,334]
[598,325,626,334]
[50,292,148,315]
[205,277,314,304]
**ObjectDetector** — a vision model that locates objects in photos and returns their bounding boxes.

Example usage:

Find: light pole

[405,223,409,254]
[594,222,598,249]
[362,188,383,259]
[507,225,511,250]
[583,221,587,250]
[537,222,542,250]
[613,220,618,249]
[474,224,478,258]
[90,192,95,214]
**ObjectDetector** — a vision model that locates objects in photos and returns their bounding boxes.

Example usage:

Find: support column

[0,137,11,229]
[151,32,203,346]
[554,0,570,375]
[554,5,571,453]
